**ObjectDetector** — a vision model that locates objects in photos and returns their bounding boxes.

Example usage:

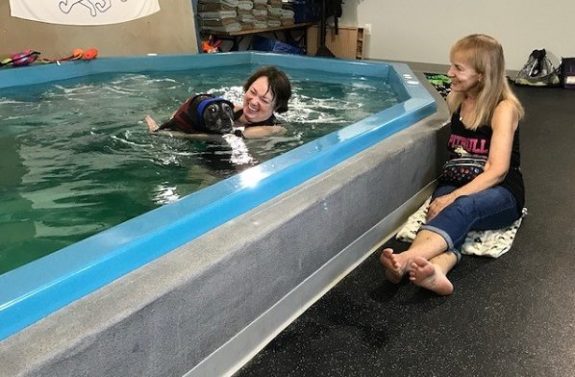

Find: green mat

[424,73,451,99]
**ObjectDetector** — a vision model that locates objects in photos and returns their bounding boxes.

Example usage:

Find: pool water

[0,64,400,275]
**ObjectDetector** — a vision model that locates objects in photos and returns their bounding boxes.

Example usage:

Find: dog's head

[190,94,235,134]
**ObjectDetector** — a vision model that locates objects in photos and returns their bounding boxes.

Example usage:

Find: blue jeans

[420,184,522,261]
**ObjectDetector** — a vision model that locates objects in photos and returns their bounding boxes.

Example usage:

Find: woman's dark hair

[243,66,292,113]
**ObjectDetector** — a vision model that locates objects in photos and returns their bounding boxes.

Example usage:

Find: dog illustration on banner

[59,0,128,17]
[9,0,160,25]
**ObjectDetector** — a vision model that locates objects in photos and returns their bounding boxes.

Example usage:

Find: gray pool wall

[1,103,449,377]
[0,53,449,376]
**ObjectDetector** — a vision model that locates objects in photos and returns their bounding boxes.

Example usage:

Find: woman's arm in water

[241,125,286,139]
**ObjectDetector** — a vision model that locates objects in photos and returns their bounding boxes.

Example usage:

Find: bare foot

[145,115,159,133]
[409,257,454,295]
[379,248,407,284]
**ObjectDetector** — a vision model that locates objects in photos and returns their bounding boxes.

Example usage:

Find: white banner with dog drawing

[9,0,160,26]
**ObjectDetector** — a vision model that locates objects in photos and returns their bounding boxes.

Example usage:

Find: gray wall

[4,0,570,70]
[340,0,574,71]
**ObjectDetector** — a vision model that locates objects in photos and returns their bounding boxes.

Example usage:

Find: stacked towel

[198,0,241,33]
[238,15,255,29]
[237,11,255,22]
[267,4,283,18]
[199,20,242,32]
[253,19,268,29]
[252,2,268,29]
[198,10,241,32]
[200,0,239,6]
[198,2,236,12]
[266,0,282,28]
[236,0,255,29]
[237,0,253,10]
[267,19,281,28]
[280,8,294,26]
[252,8,268,18]
[197,0,296,33]
[198,10,237,19]
[254,0,266,25]
[253,0,267,25]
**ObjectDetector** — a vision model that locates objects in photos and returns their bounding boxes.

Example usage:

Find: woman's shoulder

[491,99,520,131]
[493,99,520,120]
[495,98,516,110]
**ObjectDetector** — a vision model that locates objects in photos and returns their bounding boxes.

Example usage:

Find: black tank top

[449,109,525,210]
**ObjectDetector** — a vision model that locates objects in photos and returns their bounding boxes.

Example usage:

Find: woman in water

[145,65,292,139]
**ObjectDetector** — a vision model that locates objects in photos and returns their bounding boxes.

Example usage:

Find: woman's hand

[427,193,457,221]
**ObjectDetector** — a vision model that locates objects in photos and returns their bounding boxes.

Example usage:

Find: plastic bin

[251,35,303,55]
[561,57,575,89]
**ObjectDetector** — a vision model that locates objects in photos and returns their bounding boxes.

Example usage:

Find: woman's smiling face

[447,51,483,95]
[242,76,276,123]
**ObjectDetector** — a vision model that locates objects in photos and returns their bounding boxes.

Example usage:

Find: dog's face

[201,100,234,134]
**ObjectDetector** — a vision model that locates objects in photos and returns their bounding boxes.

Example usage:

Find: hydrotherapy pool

[0,52,443,376]
[0,62,400,274]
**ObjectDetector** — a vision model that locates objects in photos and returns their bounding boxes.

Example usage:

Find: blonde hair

[448,34,524,130]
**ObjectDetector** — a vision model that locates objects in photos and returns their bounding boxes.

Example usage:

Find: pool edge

[0,53,435,342]
[0,85,450,377]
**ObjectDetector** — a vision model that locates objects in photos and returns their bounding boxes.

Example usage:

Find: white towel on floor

[396,197,527,258]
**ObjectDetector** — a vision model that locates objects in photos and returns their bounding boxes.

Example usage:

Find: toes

[412,256,428,268]
[384,269,403,284]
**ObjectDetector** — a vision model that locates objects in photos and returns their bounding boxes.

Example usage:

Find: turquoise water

[0,64,400,275]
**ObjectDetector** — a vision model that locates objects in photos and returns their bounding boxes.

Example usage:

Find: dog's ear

[190,94,214,110]
[219,99,234,113]
[187,94,216,131]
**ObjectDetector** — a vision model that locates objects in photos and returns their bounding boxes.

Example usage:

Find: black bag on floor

[560,57,575,89]
[515,49,560,87]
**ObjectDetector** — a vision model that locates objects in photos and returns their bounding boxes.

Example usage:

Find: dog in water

[146,93,255,165]
[146,93,236,136]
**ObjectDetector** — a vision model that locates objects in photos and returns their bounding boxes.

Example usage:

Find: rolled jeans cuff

[419,224,462,262]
